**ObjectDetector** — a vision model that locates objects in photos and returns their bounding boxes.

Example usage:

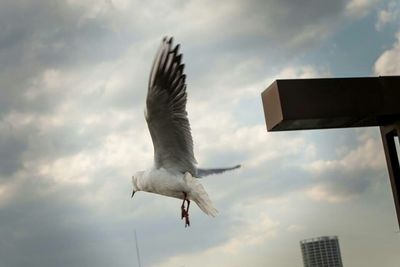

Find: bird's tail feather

[184,173,218,217]
[197,164,241,177]
[194,185,218,217]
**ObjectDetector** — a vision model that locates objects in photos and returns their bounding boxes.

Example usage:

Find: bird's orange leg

[181,192,190,227]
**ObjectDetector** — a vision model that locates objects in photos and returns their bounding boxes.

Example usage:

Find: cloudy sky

[1,0,400,266]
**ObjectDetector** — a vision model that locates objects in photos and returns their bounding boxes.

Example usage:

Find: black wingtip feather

[173,44,180,54]
[150,37,187,91]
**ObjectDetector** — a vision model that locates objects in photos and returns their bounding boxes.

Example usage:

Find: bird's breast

[143,169,189,199]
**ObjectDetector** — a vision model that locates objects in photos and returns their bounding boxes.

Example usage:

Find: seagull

[131,37,240,227]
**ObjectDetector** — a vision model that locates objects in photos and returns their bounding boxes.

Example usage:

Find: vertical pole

[134,230,142,267]
[380,123,400,228]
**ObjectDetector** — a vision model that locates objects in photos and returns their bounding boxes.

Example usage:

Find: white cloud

[287,224,305,233]
[306,184,356,203]
[346,0,381,18]
[375,1,400,31]
[277,65,331,79]
[153,198,280,267]
[307,134,385,174]
[374,32,400,75]
[303,129,385,203]
[0,182,14,207]
[194,121,311,168]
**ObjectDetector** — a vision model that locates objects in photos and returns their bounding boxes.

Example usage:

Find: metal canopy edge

[261,76,400,131]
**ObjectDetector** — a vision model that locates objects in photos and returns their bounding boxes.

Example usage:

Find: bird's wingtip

[162,36,174,43]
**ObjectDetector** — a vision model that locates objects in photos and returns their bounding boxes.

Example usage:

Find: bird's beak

[131,190,136,198]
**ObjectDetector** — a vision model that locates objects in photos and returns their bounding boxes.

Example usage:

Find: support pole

[380,123,400,228]
[134,230,142,267]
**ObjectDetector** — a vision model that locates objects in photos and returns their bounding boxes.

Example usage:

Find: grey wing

[146,37,197,176]
[197,165,241,177]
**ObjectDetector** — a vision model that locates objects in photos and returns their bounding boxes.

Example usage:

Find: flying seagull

[131,37,240,227]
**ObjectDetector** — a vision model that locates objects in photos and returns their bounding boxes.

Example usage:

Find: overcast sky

[1,0,400,266]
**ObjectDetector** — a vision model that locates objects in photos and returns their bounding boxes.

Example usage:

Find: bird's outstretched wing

[146,37,197,176]
[197,164,241,177]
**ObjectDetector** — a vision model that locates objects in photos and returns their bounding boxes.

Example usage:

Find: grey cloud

[309,165,386,200]
[0,0,352,117]
[304,129,387,201]
[170,0,350,104]
[0,0,150,183]
[202,128,387,208]
[0,167,237,267]
[0,123,28,177]
[217,161,313,204]
[185,0,348,55]
[0,0,133,116]
[246,0,346,40]
[0,111,109,181]
[0,1,123,69]
[0,176,125,267]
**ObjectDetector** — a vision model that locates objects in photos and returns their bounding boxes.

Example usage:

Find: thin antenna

[134,230,142,267]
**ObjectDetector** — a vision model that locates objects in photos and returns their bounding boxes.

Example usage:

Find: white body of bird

[132,169,218,217]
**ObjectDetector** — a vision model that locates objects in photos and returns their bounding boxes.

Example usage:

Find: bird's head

[131,171,144,198]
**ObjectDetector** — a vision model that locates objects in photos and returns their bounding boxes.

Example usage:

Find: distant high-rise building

[300,236,343,267]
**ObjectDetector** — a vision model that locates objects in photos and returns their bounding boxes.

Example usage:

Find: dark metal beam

[261,76,400,131]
